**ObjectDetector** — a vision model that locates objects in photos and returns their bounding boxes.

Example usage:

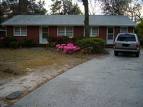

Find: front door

[39,27,48,44]
[107,27,114,44]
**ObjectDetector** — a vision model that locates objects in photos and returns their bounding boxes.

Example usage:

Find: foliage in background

[50,0,82,15]
[76,37,105,54]
[100,0,132,15]
[0,0,47,23]
[136,20,143,46]
[100,0,142,22]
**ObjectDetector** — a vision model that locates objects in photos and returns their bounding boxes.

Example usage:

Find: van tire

[135,52,140,57]
[114,51,118,56]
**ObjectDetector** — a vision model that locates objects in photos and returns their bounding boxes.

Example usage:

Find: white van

[114,33,140,57]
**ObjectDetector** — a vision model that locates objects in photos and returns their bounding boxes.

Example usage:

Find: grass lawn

[0,48,92,79]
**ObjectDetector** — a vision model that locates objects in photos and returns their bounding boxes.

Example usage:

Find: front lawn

[0,48,92,79]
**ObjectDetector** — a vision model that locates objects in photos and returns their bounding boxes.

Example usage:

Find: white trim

[106,27,115,44]
[133,28,135,33]
[83,28,85,37]
[13,26,27,36]
[39,26,48,44]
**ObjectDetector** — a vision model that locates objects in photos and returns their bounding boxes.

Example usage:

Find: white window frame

[42,26,48,38]
[14,26,27,36]
[57,26,73,37]
[90,27,99,37]
[58,26,65,36]
[120,27,128,33]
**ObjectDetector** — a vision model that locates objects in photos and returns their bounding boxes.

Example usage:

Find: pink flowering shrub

[56,43,80,54]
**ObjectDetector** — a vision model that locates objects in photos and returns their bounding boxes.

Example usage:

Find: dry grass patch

[0,48,92,79]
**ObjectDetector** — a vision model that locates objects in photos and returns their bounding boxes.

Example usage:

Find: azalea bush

[76,37,105,54]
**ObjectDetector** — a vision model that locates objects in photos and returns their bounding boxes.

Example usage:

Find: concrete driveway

[12,50,143,107]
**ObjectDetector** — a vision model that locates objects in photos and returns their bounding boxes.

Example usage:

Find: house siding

[74,26,84,38]
[5,25,135,45]
[99,26,107,40]
[27,26,39,44]
[128,27,134,33]
[6,26,39,44]
[6,26,13,36]
[48,26,57,37]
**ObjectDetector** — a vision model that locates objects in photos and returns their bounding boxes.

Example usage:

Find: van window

[117,34,136,41]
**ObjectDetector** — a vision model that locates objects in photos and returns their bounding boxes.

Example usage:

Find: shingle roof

[2,15,135,26]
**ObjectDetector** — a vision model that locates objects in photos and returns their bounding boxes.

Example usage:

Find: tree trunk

[19,0,27,15]
[82,0,90,37]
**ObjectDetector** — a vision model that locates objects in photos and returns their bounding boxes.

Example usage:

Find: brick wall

[99,26,107,40]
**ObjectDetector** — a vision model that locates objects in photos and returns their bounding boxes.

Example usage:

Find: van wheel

[114,51,118,56]
[135,52,140,57]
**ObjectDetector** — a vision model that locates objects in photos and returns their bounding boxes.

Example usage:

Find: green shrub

[56,36,70,44]
[71,37,83,43]
[3,36,17,47]
[76,37,105,54]
[48,36,71,46]
[20,39,33,47]
[3,36,34,48]
[9,41,19,49]
[0,43,4,48]
[48,36,56,43]
[136,20,143,46]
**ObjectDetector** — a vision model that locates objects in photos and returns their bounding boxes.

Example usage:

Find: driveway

[12,50,143,107]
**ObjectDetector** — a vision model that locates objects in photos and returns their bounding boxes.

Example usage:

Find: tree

[136,20,143,45]
[82,0,90,37]
[100,0,143,22]
[0,0,47,23]
[50,0,82,15]
[27,0,47,15]
[100,0,132,15]
[126,1,142,22]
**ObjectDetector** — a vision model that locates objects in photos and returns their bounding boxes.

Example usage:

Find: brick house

[2,15,135,45]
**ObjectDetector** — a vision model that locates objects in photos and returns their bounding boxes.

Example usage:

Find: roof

[2,15,136,26]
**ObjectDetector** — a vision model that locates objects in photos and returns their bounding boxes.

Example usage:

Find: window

[120,27,128,33]
[58,27,65,36]
[42,27,48,39]
[117,34,136,42]
[58,27,73,37]
[14,26,27,36]
[90,27,99,37]
[66,27,73,37]
[108,27,114,40]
